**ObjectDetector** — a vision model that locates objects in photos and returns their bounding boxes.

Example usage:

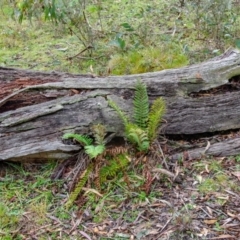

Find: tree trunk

[1,48,240,161]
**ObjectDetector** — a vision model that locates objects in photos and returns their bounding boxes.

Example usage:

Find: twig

[67,45,93,61]
[152,168,175,178]
[156,141,169,170]
[158,216,173,234]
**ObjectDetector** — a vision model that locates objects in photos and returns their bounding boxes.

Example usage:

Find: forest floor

[1,135,240,240]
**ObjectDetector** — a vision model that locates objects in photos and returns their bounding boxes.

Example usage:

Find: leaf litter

[0,138,240,240]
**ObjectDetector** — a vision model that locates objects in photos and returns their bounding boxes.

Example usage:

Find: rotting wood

[1,48,240,161]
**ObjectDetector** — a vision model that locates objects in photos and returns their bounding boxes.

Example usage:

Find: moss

[198,173,231,194]
[198,178,220,193]
[108,43,189,75]
[209,160,223,172]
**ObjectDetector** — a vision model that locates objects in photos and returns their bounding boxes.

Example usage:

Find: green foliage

[108,45,189,75]
[198,178,220,194]
[109,80,166,152]
[62,124,131,208]
[99,154,130,185]
[62,124,107,159]
[65,163,93,209]
[85,145,105,159]
[62,133,93,146]
[148,97,166,143]
[133,81,149,130]
[0,203,19,228]
[127,125,150,152]
[4,0,240,75]
[183,0,238,50]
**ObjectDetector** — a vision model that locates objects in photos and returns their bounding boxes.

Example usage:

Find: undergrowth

[57,80,166,214]
[1,1,240,75]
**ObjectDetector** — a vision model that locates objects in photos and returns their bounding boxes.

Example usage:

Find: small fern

[108,80,166,152]
[65,163,93,209]
[62,133,93,146]
[148,97,166,143]
[85,145,105,159]
[99,154,130,185]
[133,80,149,130]
[127,126,149,152]
[63,124,107,159]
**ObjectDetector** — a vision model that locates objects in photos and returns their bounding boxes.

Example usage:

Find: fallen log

[169,136,240,161]
[1,48,240,161]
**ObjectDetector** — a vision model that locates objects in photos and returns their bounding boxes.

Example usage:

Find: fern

[65,163,93,209]
[109,80,166,152]
[62,133,93,146]
[108,99,129,126]
[148,97,166,143]
[125,123,149,150]
[133,80,149,130]
[128,127,149,152]
[99,154,130,185]
[85,145,105,159]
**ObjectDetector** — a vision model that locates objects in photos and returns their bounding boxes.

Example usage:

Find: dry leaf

[205,164,210,173]
[227,211,236,218]
[208,234,236,239]
[79,231,92,240]
[196,175,203,183]
[206,206,213,216]
[71,89,80,94]
[204,219,217,224]
[83,188,103,197]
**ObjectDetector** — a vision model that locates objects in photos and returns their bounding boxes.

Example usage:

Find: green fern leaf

[99,154,130,184]
[108,99,129,126]
[65,163,93,209]
[133,80,149,130]
[148,97,166,143]
[128,126,149,152]
[62,133,93,146]
[85,145,105,159]
[125,122,138,137]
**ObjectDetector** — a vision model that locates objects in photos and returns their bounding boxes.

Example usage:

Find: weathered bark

[1,48,240,161]
[169,136,240,161]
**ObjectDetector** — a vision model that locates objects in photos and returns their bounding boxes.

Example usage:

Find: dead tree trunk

[1,48,240,161]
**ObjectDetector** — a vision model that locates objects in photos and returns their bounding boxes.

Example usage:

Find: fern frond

[133,80,149,130]
[148,97,166,143]
[99,154,130,184]
[125,122,138,137]
[85,145,105,159]
[65,163,93,209]
[91,124,107,145]
[62,133,93,146]
[127,126,150,152]
[104,146,128,157]
[108,99,129,126]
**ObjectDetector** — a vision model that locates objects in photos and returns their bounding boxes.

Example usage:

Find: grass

[0,155,239,239]
[1,1,240,75]
[0,19,83,73]
[0,162,67,239]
